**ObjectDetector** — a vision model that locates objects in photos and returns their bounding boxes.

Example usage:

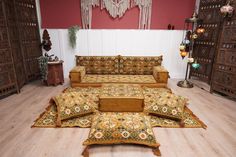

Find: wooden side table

[46,60,64,86]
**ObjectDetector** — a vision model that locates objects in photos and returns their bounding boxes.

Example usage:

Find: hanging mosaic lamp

[220,2,234,17]
[180,51,188,59]
[196,25,205,34]
[188,57,194,63]
[192,60,200,69]
[191,32,198,40]
[183,39,190,45]
[179,43,186,51]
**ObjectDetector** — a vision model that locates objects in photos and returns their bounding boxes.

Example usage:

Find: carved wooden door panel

[0,0,18,97]
[190,0,226,83]
[211,18,236,99]
[14,0,41,81]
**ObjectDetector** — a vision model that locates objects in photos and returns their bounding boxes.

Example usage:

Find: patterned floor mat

[32,103,206,129]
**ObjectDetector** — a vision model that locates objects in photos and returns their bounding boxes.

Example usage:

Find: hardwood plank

[0,79,235,157]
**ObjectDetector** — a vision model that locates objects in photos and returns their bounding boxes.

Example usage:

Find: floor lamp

[177,13,204,88]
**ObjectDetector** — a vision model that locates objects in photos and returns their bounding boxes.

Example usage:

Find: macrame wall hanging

[81,0,152,29]
[81,0,100,29]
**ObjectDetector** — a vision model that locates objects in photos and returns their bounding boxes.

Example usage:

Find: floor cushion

[142,87,172,96]
[119,56,162,75]
[76,56,120,74]
[63,87,101,108]
[83,112,160,149]
[53,92,96,126]
[144,92,188,122]
[81,75,157,83]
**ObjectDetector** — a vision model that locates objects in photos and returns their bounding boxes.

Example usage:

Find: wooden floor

[0,79,235,157]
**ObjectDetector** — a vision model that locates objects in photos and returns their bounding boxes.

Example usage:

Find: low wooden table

[99,84,144,112]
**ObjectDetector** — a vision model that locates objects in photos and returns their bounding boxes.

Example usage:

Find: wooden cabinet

[0,0,42,98]
[46,61,64,86]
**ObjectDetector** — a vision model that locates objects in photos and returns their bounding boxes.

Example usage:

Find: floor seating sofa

[69,55,169,87]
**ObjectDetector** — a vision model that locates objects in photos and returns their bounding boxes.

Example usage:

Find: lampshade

[188,57,194,63]
[180,51,188,59]
[196,26,205,34]
[192,61,200,69]
[179,44,186,51]
[191,33,198,39]
[183,39,190,45]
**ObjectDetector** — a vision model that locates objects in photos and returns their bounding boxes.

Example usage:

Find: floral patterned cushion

[53,92,96,126]
[119,56,162,75]
[76,56,119,74]
[144,92,188,121]
[83,112,160,149]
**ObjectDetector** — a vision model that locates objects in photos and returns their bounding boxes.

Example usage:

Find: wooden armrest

[69,66,86,83]
[153,66,169,83]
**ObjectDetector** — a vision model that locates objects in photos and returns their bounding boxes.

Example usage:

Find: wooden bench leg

[152,147,161,156]
[82,146,90,157]
[180,120,185,128]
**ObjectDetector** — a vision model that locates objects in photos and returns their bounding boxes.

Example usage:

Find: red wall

[40,0,196,30]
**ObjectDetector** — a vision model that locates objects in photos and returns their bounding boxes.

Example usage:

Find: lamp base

[177,80,193,88]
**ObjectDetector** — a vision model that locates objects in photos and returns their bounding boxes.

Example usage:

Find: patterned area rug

[32,103,206,129]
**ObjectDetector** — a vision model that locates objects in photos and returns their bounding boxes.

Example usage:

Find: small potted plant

[38,29,59,83]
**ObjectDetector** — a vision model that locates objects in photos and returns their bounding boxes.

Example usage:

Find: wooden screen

[190,0,226,84]
[0,0,41,98]
[5,0,26,88]
[0,0,18,97]
[15,0,42,81]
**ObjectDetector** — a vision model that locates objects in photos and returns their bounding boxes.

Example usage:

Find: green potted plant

[68,25,80,49]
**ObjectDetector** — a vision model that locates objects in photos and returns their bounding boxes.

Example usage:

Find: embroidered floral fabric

[32,103,93,128]
[144,91,188,121]
[150,107,206,129]
[63,87,101,107]
[76,55,163,75]
[142,87,172,95]
[100,84,143,98]
[83,112,160,148]
[77,56,120,74]
[119,56,162,75]
[32,103,206,129]
[53,92,96,125]
[81,75,156,83]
